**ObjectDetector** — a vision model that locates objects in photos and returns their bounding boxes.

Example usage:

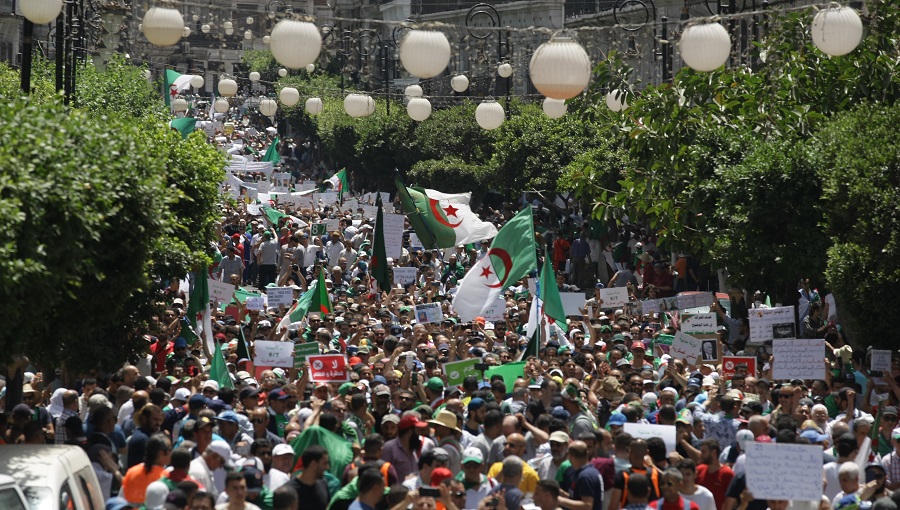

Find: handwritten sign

[444,358,482,386]
[772,338,825,381]
[560,292,587,316]
[323,218,341,235]
[208,278,235,303]
[670,331,703,364]
[253,340,294,368]
[246,203,261,216]
[721,356,757,379]
[382,213,405,259]
[293,342,320,368]
[746,443,823,501]
[676,292,713,311]
[245,296,266,311]
[749,306,796,343]
[266,287,295,308]
[681,313,717,336]
[317,191,340,207]
[392,267,418,286]
[871,349,892,373]
[415,302,443,324]
[481,298,508,322]
[599,287,629,308]
[308,354,349,383]
[409,233,423,251]
[623,423,677,453]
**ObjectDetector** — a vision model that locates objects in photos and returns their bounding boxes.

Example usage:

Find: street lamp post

[465,3,510,117]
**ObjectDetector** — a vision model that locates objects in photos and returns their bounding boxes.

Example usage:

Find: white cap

[202,380,219,391]
[642,393,658,407]
[173,388,192,401]
[207,440,233,462]
[273,443,294,456]
[144,481,170,510]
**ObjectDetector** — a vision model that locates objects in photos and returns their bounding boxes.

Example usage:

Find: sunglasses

[251,418,266,424]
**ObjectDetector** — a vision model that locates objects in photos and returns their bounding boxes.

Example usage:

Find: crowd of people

[0,123,891,510]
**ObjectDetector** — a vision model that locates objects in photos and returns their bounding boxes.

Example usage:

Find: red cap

[430,468,453,486]
[349,356,363,366]
[398,414,427,431]
[232,234,241,240]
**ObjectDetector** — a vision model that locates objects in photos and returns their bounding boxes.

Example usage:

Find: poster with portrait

[699,339,720,364]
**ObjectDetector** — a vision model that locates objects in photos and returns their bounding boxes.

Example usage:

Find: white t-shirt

[681,486,716,510]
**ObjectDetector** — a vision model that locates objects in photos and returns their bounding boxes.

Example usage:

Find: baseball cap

[799,429,829,443]
[202,380,219,392]
[426,377,445,392]
[374,385,391,397]
[462,446,484,465]
[189,395,209,408]
[273,444,294,456]
[382,414,400,425]
[268,389,289,401]
[242,466,265,491]
[174,337,188,348]
[239,387,259,400]
[398,414,427,430]
[607,413,627,426]
[173,388,192,402]
[549,431,570,443]
[207,440,232,462]
[215,411,240,424]
[468,397,486,411]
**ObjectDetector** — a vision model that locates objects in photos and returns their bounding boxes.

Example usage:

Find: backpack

[621,467,660,509]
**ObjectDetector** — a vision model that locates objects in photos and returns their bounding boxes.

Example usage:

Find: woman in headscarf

[47,388,67,420]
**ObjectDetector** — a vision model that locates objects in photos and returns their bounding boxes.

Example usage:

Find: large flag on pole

[395,179,498,249]
[210,344,235,389]
[277,271,333,333]
[170,117,197,139]
[371,193,390,293]
[539,250,568,333]
[262,137,281,164]
[453,207,537,321]
[518,293,542,361]
[326,169,350,201]
[165,69,194,107]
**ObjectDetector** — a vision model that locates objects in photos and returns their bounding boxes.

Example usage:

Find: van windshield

[0,487,27,510]
[20,486,51,510]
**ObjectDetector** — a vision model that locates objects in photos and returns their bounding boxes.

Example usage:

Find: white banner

[253,340,294,368]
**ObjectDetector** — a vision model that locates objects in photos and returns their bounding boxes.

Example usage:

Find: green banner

[293,342,320,368]
[485,361,526,393]
[443,358,481,387]
[311,223,327,236]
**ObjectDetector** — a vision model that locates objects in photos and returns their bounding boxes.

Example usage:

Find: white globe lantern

[306,63,315,73]
[249,71,261,82]
[270,20,322,69]
[450,75,469,93]
[201,24,211,34]
[225,28,234,36]
[192,14,199,22]
[223,21,233,30]
[278,68,288,77]
[679,22,731,72]
[811,5,863,56]
[475,100,505,130]
[263,35,271,44]
[345,94,374,118]
[605,90,628,112]
[542,98,567,119]
[405,84,423,98]
[306,97,324,115]
[399,30,451,79]
[246,17,255,25]
[172,97,189,112]
[280,87,300,107]
[214,98,230,113]
[141,5,184,47]
[21,0,63,24]
[142,69,152,81]
[259,97,278,117]
[497,63,513,78]
[190,75,205,89]
[218,78,238,97]
[182,26,191,37]
[529,37,592,100]
[244,30,253,40]
[407,98,432,121]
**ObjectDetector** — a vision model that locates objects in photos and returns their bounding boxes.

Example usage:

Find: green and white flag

[396,178,498,249]
[262,137,281,164]
[170,117,197,139]
[164,69,194,107]
[453,207,537,321]
[326,169,350,201]
[539,249,568,333]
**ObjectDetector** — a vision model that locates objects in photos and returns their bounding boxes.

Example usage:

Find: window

[0,487,27,510]
[58,482,73,510]
[76,468,102,510]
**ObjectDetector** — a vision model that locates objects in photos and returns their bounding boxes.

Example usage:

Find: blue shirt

[570,464,605,510]
[491,484,523,510]
[348,499,376,510]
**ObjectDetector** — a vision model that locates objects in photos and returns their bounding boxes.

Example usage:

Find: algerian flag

[423,189,470,205]
[210,344,235,389]
[326,169,350,201]
[453,207,537,322]
[315,270,333,315]
[540,250,568,333]
[165,69,194,107]
[371,193,390,293]
[185,266,214,353]
[261,205,287,227]
[262,137,281,164]
[278,271,333,333]
[518,293,542,361]
[396,178,498,249]
[170,117,197,140]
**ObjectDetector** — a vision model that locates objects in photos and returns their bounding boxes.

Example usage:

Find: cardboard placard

[670,331,703,364]
[699,339,720,363]
[721,356,757,379]
[772,338,825,380]
[253,340,294,368]
[208,278,235,303]
[415,303,443,324]
[409,233,423,251]
[382,213,405,259]
[599,287,629,308]
[746,443,823,501]
[392,267,418,286]
[559,292,587,316]
[308,354,349,383]
[293,342,320,368]
[623,423,677,453]
[266,287,295,308]
[245,296,266,310]
[444,358,482,386]
[681,313,718,336]
[676,292,713,310]
[749,306,796,343]
[871,349,892,373]
[481,298,508,322]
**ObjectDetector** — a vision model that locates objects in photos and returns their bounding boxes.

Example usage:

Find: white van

[0,445,105,510]
[0,474,28,509]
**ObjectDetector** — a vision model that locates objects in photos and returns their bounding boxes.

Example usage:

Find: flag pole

[394,169,442,254]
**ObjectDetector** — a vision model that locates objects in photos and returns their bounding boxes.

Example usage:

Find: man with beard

[535,431,570,480]
[286,445,330,510]
[382,414,427,481]
[381,414,399,441]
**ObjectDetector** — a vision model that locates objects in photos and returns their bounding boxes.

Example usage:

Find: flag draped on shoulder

[165,69,194,107]
[395,178,498,249]
[326,169,350,200]
[371,193,390,293]
[210,344,235,389]
[262,137,281,164]
[453,207,537,321]
[540,250,568,333]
